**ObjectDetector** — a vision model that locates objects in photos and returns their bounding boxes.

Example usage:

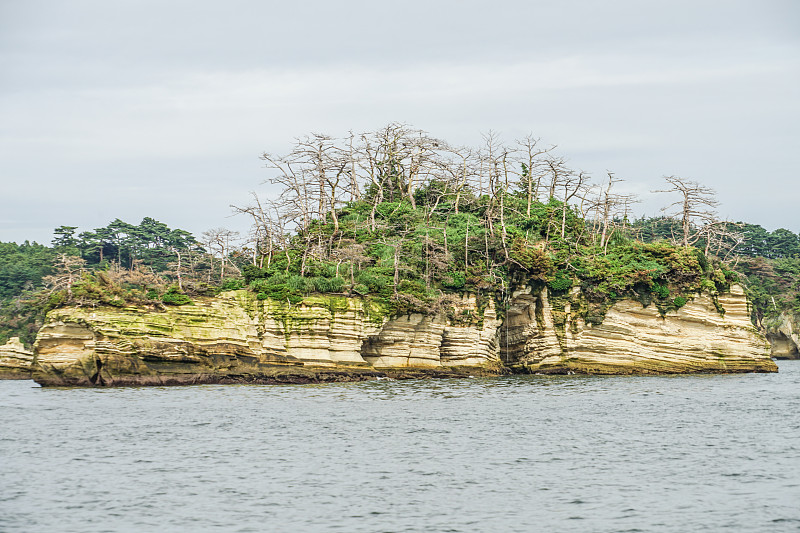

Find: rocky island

[30,280,775,386]
[5,125,794,385]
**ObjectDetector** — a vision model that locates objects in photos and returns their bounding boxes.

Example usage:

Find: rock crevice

[30,285,776,386]
[500,284,775,374]
[765,313,800,359]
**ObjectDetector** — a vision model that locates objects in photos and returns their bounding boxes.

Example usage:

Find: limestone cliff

[764,312,800,359]
[0,337,34,379]
[500,284,776,374]
[31,284,776,387]
[31,291,501,386]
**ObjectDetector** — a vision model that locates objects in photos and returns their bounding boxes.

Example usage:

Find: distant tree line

[52,217,200,272]
[0,217,251,347]
[627,217,800,326]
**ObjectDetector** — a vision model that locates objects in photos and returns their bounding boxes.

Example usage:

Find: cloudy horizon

[2,0,798,245]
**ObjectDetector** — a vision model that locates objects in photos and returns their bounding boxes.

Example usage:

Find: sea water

[2,361,800,532]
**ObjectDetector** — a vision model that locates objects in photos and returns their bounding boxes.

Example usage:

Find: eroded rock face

[500,286,564,367]
[31,291,501,386]
[31,285,777,386]
[441,296,502,366]
[765,313,800,359]
[0,337,34,379]
[502,284,776,374]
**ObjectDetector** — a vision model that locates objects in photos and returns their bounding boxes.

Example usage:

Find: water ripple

[1,362,800,532]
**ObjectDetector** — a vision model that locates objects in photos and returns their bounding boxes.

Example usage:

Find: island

[3,125,793,385]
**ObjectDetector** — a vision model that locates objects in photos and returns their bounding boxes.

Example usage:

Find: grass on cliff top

[237,196,731,323]
[22,196,734,336]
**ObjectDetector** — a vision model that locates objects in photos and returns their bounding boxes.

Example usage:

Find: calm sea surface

[2,362,800,533]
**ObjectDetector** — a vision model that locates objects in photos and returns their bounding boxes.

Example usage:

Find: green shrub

[441,271,466,290]
[219,278,245,291]
[712,268,727,287]
[673,296,687,308]
[287,275,309,293]
[264,284,289,300]
[651,283,670,299]
[397,279,427,299]
[241,264,267,284]
[693,248,709,272]
[700,278,717,294]
[162,292,192,305]
[356,271,391,296]
[312,276,332,293]
[249,279,272,291]
[510,241,553,280]
[722,269,739,282]
[548,272,572,292]
[328,277,345,292]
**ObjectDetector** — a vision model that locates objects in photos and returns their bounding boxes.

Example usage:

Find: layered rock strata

[764,313,800,359]
[31,284,776,387]
[31,292,501,386]
[501,284,776,374]
[0,337,34,379]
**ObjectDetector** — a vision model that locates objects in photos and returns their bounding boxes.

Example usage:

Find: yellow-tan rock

[501,286,565,366]
[30,284,777,386]
[441,296,502,366]
[765,312,800,359]
[362,313,446,367]
[31,291,501,386]
[503,284,776,374]
[0,337,34,379]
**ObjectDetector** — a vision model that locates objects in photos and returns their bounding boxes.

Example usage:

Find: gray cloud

[1,0,798,244]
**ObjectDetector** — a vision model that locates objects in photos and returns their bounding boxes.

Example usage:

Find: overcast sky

[1,0,798,245]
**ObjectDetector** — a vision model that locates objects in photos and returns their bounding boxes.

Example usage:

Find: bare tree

[477,131,504,241]
[43,254,86,300]
[260,151,313,234]
[346,131,362,202]
[331,242,370,284]
[378,233,411,296]
[231,192,270,267]
[544,155,569,201]
[701,220,745,261]
[514,135,555,215]
[559,170,589,239]
[655,176,719,248]
[438,145,477,215]
[422,230,451,289]
[202,228,241,282]
[586,172,639,253]
[284,133,350,236]
[232,193,296,269]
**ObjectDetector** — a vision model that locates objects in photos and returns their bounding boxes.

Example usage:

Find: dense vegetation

[0,241,57,345]
[230,125,796,325]
[1,124,797,347]
[0,218,243,346]
[239,193,721,319]
[626,216,800,326]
